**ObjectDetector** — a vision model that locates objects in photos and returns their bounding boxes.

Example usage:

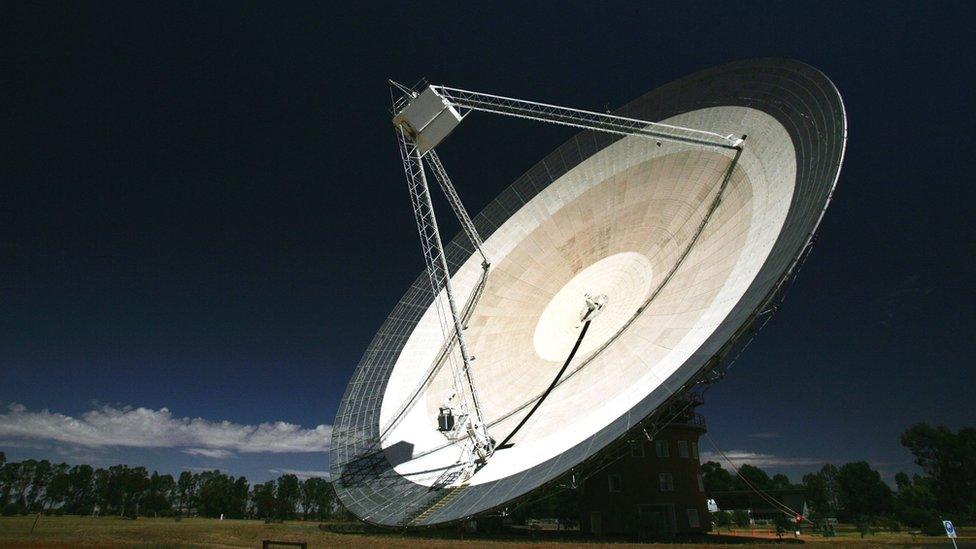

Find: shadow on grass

[320,522,807,545]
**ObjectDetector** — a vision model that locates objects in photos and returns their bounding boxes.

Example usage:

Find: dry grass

[0,515,970,548]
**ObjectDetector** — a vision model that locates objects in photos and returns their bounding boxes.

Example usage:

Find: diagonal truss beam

[431,85,743,150]
[424,150,489,266]
[395,125,492,459]
[388,80,745,471]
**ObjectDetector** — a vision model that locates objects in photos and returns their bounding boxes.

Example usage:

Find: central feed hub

[532,252,655,362]
[580,293,608,322]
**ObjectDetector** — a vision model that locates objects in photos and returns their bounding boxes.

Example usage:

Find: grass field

[0,516,971,548]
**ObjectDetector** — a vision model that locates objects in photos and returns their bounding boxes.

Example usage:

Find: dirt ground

[0,516,971,548]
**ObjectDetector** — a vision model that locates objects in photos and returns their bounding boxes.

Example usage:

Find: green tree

[120,466,149,517]
[26,459,53,511]
[143,472,175,516]
[901,423,976,514]
[196,470,235,518]
[231,476,249,519]
[42,463,70,512]
[10,459,37,508]
[803,472,829,516]
[252,481,276,519]
[0,451,6,505]
[94,467,119,514]
[319,481,336,519]
[774,513,789,538]
[713,510,731,530]
[803,464,839,517]
[275,474,300,520]
[176,471,197,516]
[732,509,751,527]
[835,462,892,521]
[700,461,735,493]
[0,460,19,506]
[733,464,773,491]
[893,472,939,529]
[63,465,95,514]
[301,480,338,520]
[92,465,149,517]
[771,474,792,490]
[300,478,333,520]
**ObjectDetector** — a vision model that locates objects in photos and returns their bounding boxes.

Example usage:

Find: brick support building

[579,394,709,541]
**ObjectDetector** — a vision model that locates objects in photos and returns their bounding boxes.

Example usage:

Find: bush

[877,516,901,532]
[2,502,25,516]
[774,514,789,538]
[894,505,944,536]
[920,516,945,536]
[732,509,751,528]
[712,510,731,529]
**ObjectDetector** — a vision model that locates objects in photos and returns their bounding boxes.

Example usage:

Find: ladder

[406,484,470,527]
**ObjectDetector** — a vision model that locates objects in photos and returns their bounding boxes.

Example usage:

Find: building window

[630,440,644,458]
[655,440,669,458]
[691,441,699,459]
[608,474,622,493]
[687,508,701,528]
[698,473,705,492]
[678,440,689,458]
[659,472,674,492]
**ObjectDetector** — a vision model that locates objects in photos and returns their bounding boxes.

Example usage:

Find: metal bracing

[424,150,489,266]
[395,125,493,462]
[399,143,744,465]
[375,256,490,446]
[332,61,844,528]
[431,85,743,150]
[390,80,744,470]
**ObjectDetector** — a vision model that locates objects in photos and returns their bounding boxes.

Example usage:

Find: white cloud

[699,450,823,469]
[269,468,331,480]
[184,448,235,459]
[0,403,331,457]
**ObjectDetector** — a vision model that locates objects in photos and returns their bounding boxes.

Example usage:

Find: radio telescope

[330,58,846,527]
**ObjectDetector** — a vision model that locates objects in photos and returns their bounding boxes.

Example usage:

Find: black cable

[495,320,592,450]
[703,432,803,520]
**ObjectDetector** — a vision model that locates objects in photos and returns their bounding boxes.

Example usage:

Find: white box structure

[393,87,462,154]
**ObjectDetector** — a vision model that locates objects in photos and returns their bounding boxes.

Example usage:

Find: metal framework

[424,150,488,266]
[432,85,743,150]
[390,81,744,470]
[333,59,846,529]
[394,125,493,464]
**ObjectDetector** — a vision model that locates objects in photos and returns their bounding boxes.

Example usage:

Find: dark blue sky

[2,2,974,482]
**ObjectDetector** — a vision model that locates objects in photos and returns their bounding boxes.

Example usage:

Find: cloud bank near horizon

[269,468,331,480]
[699,449,824,469]
[0,403,331,458]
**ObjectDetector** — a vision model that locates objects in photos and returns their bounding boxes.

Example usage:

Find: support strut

[388,80,745,472]
[395,125,493,461]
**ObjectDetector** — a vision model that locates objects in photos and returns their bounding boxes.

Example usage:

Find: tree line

[0,453,342,521]
[2,422,972,530]
[702,423,975,534]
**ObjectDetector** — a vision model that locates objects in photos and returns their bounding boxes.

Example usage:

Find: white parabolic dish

[332,59,847,527]
[382,105,794,486]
